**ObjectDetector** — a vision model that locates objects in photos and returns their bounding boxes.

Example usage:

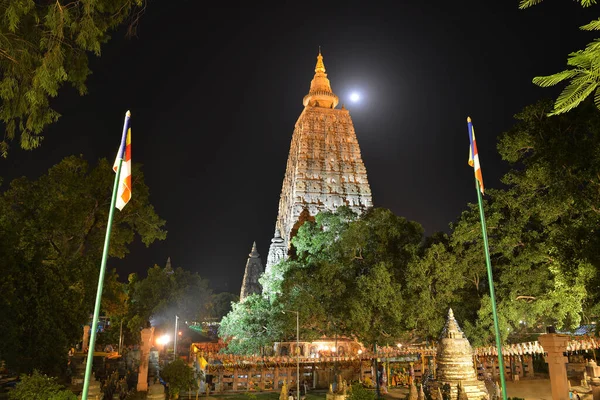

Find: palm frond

[581,0,597,7]
[580,18,600,31]
[532,69,581,87]
[519,0,544,9]
[566,51,593,69]
[584,39,600,53]
[549,78,598,115]
[594,87,600,111]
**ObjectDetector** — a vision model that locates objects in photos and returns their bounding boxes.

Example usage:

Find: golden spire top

[303,49,339,108]
[315,49,326,74]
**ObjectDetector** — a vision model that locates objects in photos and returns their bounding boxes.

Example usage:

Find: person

[288,389,294,400]
[303,380,308,395]
[573,390,581,400]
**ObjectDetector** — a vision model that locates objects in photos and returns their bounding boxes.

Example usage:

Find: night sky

[1,1,596,293]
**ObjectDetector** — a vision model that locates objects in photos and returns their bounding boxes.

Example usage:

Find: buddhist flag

[467,117,484,195]
[198,355,208,370]
[113,111,132,210]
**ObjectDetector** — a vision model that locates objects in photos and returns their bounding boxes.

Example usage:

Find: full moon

[349,92,360,102]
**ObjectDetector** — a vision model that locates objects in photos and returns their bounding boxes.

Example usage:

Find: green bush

[348,383,376,400]
[8,370,76,400]
[160,359,198,398]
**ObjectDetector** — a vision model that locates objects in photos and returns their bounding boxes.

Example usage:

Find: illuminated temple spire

[264,49,373,275]
[302,50,339,109]
[240,242,263,302]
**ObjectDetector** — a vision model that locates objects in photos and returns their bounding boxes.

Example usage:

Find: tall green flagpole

[467,117,507,400]
[81,111,131,400]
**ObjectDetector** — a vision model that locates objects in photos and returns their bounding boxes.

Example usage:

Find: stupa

[434,308,489,400]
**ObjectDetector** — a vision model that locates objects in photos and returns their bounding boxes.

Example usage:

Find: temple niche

[265,51,373,273]
[432,309,489,400]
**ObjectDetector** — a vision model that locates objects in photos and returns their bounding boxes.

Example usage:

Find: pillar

[136,327,155,392]
[82,325,90,353]
[538,333,570,400]
[586,360,600,400]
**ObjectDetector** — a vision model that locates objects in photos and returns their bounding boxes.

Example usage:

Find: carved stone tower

[239,242,264,302]
[434,308,489,400]
[265,51,373,273]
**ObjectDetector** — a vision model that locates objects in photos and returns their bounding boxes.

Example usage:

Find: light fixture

[156,334,171,346]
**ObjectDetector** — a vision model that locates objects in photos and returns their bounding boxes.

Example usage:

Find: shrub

[160,359,198,399]
[8,370,76,400]
[348,383,376,400]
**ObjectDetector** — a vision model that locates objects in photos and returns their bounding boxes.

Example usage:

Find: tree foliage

[218,294,285,355]
[8,370,76,400]
[519,0,600,115]
[221,98,600,350]
[0,155,166,374]
[126,261,213,335]
[160,359,198,398]
[0,0,145,156]
[447,99,600,345]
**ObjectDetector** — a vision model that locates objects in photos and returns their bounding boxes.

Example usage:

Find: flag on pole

[113,112,132,210]
[467,116,484,195]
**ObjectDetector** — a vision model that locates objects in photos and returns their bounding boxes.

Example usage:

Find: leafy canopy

[126,261,213,335]
[519,0,600,115]
[0,155,166,374]
[8,371,76,400]
[0,0,145,157]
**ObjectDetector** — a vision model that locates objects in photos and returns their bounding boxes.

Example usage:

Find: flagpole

[81,112,130,400]
[468,118,507,400]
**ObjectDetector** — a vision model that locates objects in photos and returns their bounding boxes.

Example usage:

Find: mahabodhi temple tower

[264,51,373,273]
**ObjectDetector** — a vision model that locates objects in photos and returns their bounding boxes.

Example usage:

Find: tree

[208,292,238,321]
[402,233,473,340]
[126,261,213,336]
[280,207,424,346]
[218,294,285,355]
[0,155,166,374]
[446,99,600,345]
[519,0,600,115]
[495,99,600,325]
[0,0,145,157]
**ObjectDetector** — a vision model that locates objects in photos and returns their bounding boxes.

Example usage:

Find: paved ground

[381,378,592,400]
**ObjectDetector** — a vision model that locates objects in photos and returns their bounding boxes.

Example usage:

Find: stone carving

[434,308,489,400]
[266,228,287,272]
[240,242,264,302]
[266,51,373,274]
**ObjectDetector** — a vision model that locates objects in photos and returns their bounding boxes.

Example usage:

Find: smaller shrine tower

[434,308,489,400]
[239,242,264,302]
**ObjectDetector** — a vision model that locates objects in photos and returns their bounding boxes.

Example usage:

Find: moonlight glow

[349,92,360,103]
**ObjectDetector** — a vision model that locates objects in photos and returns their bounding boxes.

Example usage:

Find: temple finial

[315,49,326,74]
[304,50,338,108]
[250,241,259,257]
[448,308,454,319]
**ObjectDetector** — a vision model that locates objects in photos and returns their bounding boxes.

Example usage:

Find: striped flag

[467,116,484,195]
[113,111,132,210]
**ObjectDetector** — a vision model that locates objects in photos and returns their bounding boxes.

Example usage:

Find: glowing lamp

[156,334,171,346]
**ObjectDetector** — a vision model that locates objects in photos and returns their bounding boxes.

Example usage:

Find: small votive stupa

[434,308,489,400]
